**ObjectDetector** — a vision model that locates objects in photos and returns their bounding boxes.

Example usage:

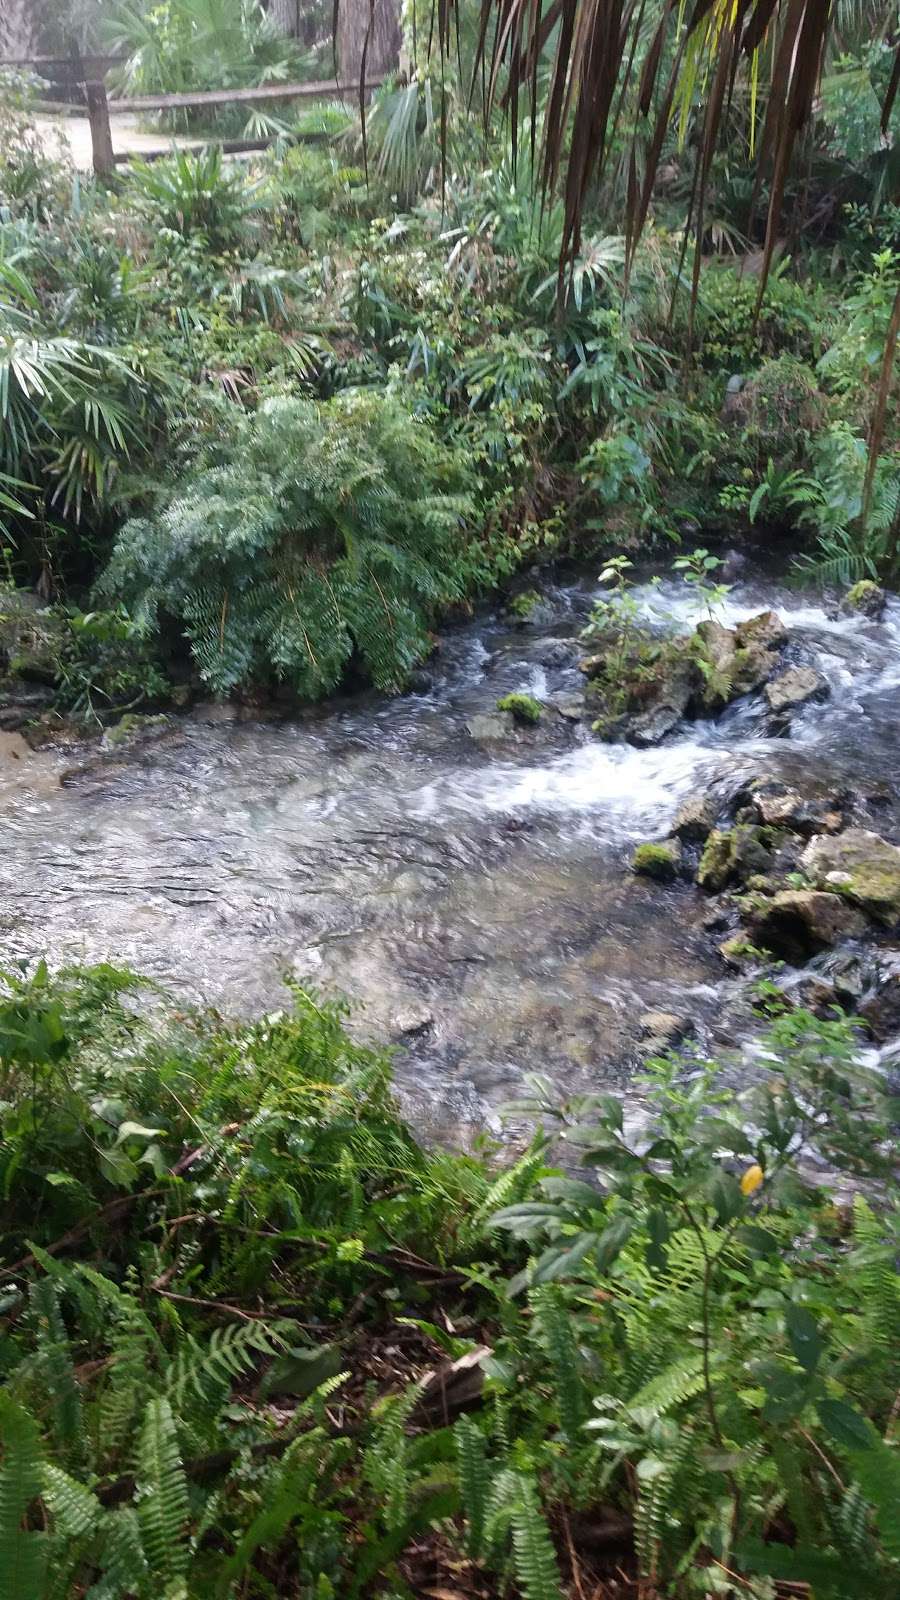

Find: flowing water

[2,565,899,1139]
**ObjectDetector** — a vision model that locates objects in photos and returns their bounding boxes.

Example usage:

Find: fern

[166,1317,290,1411]
[528,1285,588,1443]
[484,1469,563,1600]
[134,1397,189,1588]
[89,1506,149,1600]
[454,1416,490,1557]
[101,393,475,700]
[0,1396,47,1600]
[364,1381,425,1532]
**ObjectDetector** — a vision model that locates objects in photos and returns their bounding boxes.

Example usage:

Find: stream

[2,563,899,1141]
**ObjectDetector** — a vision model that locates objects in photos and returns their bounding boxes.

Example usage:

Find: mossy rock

[506,590,543,623]
[697,824,772,892]
[496,692,542,725]
[697,828,734,891]
[801,829,900,928]
[632,840,683,882]
[842,580,886,620]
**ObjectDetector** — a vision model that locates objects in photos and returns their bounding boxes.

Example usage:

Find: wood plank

[105,78,381,115]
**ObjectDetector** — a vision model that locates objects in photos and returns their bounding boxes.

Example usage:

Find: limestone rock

[747,890,867,962]
[697,829,734,892]
[697,824,771,891]
[801,828,900,928]
[672,792,718,842]
[735,610,788,651]
[765,666,829,715]
[392,1006,435,1038]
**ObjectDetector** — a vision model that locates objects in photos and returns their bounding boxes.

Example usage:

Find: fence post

[85,79,115,176]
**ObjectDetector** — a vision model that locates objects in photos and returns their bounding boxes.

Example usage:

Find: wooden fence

[2,53,379,175]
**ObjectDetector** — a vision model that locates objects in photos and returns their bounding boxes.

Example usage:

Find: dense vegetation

[0,14,898,729]
[0,961,898,1600]
[1,8,899,1597]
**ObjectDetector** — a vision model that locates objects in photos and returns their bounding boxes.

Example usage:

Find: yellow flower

[740,1163,764,1196]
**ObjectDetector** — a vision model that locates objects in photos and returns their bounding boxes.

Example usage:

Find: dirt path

[33,112,208,170]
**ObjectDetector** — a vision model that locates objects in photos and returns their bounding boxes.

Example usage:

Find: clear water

[2,569,899,1139]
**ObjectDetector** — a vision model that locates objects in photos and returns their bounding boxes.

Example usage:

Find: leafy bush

[128,148,261,250]
[101,391,476,696]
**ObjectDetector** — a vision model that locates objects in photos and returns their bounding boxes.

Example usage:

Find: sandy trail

[32,112,208,170]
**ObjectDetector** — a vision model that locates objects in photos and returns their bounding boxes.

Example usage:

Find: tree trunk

[267,0,300,37]
[336,0,400,82]
[0,0,36,59]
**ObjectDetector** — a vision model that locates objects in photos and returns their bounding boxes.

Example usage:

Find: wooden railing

[2,53,379,174]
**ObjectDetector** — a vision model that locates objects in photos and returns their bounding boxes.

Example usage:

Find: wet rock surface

[801,829,900,929]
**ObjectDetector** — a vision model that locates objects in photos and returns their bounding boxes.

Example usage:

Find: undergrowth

[0,961,897,1598]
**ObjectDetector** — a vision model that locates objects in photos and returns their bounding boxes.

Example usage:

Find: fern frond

[135,1397,189,1586]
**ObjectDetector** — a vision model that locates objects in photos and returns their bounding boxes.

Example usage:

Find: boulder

[735,610,788,651]
[765,666,829,715]
[672,792,718,843]
[841,580,886,620]
[631,840,683,882]
[801,829,900,928]
[747,890,867,962]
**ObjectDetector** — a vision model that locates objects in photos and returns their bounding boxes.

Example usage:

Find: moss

[507,590,542,621]
[697,828,734,891]
[845,579,884,616]
[631,840,682,882]
[497,692,542,725]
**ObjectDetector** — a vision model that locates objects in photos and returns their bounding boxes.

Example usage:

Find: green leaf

[785,1305,824,1375]
[708,1168,744,1224]
[595,1215,633,1271]
[816,1398,876,1450]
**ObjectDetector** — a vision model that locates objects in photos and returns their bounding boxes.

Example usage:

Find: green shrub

[101,391,476,696]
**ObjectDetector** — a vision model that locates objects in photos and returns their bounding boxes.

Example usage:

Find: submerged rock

[765,666,829,715]
[747,890,867,962]
[631,840,683,881]
[638,1011,695,1052]
[466,712,515,745]
[801,828,900,928]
